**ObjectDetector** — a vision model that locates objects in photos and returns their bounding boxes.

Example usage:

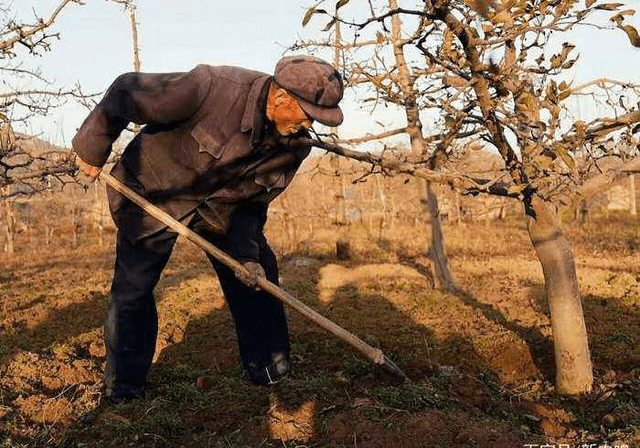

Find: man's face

[270,89,314,136]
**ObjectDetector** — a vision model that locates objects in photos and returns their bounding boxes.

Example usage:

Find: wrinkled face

[268,88,314,136]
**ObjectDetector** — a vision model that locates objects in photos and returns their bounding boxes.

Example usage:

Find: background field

[1,156,639,448]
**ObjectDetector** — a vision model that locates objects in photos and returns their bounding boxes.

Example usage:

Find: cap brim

[298,99,343,127]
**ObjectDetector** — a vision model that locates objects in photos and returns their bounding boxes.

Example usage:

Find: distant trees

[0,0,88,253]
[0,0,141,252]
[0,0,86,198]
[300,0,640,394]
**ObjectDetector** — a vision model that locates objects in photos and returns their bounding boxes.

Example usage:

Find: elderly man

[73,55,344,402]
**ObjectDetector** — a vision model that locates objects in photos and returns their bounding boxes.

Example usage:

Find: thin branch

[335,127,408,144]
[340,8,432,30]
[0,0,84,55]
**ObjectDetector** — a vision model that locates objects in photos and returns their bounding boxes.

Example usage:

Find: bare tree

[108,0,141,72]
[0,0,140,199]
[300,0,640,394]
[298,0,457,288]
[0,0,88,198]
[108,0,142,134]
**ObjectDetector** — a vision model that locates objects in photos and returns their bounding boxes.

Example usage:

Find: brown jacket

[72,65,311,254]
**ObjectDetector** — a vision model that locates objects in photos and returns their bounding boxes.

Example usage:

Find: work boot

[245,353,291,386]
[105,383,145,405]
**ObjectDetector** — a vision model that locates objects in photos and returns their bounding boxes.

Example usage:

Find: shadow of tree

[581,293,640,373]
[4,236,639,447]
[388,245,555,381]
[451,285,555,380]
[0,242,256,446]
[140,253,496,445]
[0,240,217,362]
[0,290,107,360]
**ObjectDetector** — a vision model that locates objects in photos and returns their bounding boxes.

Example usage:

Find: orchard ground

[1,211,639,447]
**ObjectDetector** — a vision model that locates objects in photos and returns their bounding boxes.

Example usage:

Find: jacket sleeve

[72,65,212,167]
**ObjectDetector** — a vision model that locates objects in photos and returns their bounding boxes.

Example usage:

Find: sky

[7,0,640,147]
[11,0,318,144]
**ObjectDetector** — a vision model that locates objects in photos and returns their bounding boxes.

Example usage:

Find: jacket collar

[240,75,271,134]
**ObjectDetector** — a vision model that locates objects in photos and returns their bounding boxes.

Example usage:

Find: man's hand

[236,261,266,290]
[75,154,102,181]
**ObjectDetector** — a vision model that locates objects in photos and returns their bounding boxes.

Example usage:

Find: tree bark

[128,3,142,135]
[94,182,105,246]
[629,174,636,216]
[526,195,593,394]
[331,154,347,226]
[279,194,297,253]
[425,181,455,290]
[2,197,15,255]
[72,208,78,248]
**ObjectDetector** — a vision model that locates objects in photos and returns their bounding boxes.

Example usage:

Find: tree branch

[0,0,84,56]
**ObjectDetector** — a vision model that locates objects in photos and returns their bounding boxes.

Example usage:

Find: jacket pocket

[191,123,227,164]
[106,162,146,215]
[254,170,286,192]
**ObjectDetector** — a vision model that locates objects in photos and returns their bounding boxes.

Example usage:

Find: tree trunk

[46,227,54,247]
[526,195,592,394]
[330,12,347,230]
[629,174,636,216]
[94,183,105,247]
[388,0,455,290]
[2,197,15,255]
[425,181,455,290]
[72,210,78,248]
[375,176,386,228]
[330,154,350,259]
[279,195,297,253]
[128,4,142,135]
[331,154,347,226]
[129,6,141,73]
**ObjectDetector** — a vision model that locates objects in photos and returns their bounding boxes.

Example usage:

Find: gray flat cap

[274,55,344,127]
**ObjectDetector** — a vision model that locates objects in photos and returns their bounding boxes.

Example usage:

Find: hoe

[100,171,410,382]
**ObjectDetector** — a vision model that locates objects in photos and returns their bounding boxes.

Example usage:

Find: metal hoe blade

[383,355,411,382]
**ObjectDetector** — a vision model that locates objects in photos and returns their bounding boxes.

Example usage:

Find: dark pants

[104,215,290,397]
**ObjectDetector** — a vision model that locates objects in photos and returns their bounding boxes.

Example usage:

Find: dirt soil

[1,217,639,447]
